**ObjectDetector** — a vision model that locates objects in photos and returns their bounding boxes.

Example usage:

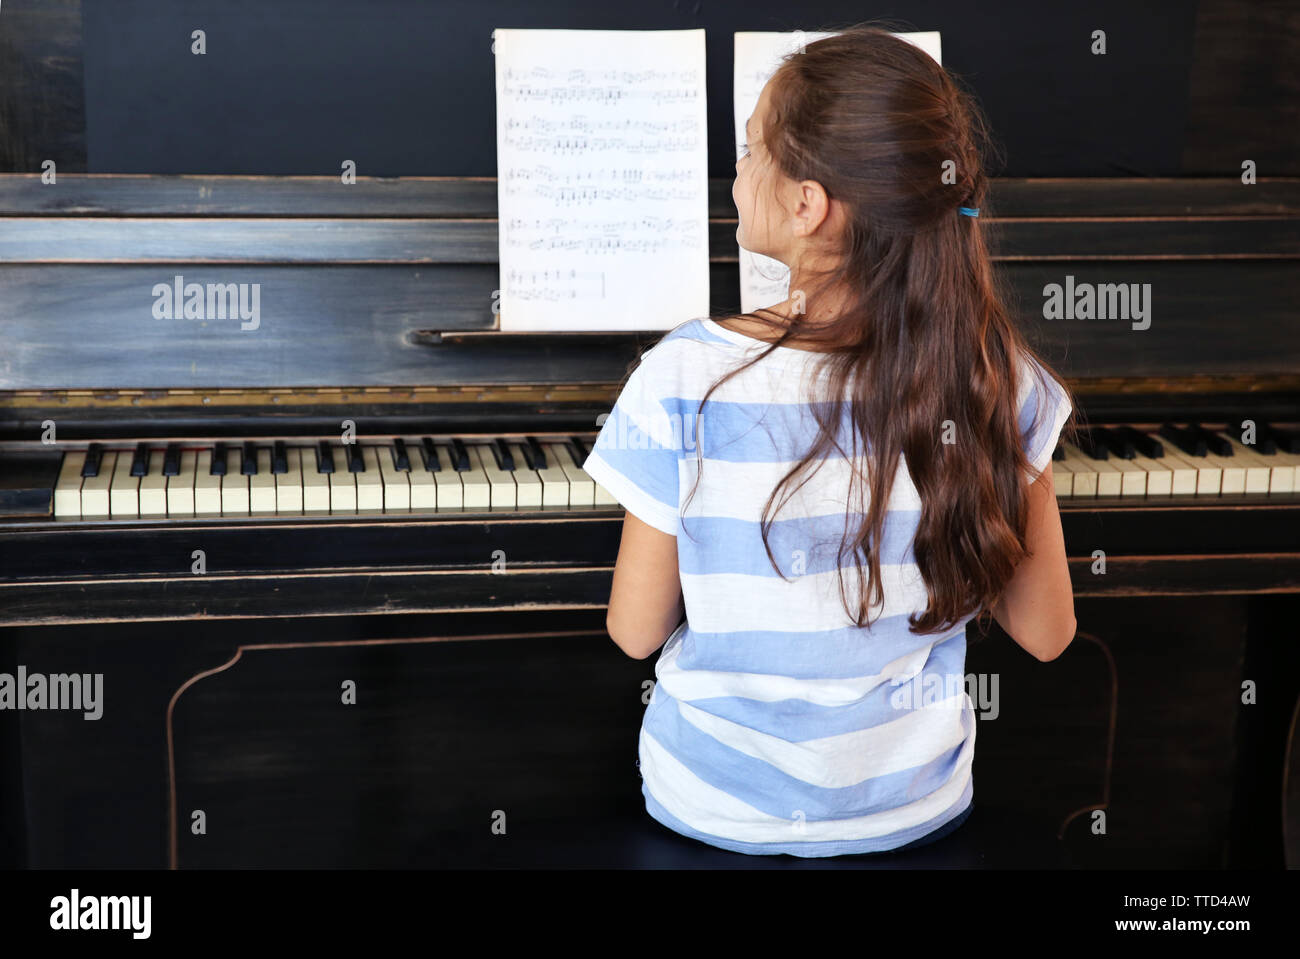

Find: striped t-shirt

[582,316,1072,857]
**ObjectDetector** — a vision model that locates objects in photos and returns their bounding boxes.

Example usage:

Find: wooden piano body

[0,174,1297,868]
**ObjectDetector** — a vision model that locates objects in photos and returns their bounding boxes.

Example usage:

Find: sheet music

[733,31,942,315]
[493,29,710,331]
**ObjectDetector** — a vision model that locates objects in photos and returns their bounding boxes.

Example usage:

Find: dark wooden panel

[0,175,1297,217]
[2,214,1296,263]
[0,259,1296,389]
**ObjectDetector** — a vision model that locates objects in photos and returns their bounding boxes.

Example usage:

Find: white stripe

[648,334,835,405]
[639,707,975,843]
[679,454,921,521]
[681,562,930,634]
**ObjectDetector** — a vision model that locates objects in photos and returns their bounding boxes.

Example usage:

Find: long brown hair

[651,23,1077,636]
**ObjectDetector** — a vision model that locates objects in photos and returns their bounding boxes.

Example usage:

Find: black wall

[0,0,1296,177]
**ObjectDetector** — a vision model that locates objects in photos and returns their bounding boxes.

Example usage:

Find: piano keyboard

[35,423,1300,521]
[51,435,618,520]
[1051,424,1300,498]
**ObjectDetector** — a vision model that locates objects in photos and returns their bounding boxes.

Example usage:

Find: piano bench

[412,799,1070,869]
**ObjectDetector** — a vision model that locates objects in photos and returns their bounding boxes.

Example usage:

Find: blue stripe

[669,633,970,741]
[642,693,971,821]
[673,618,968,678]
[661,396,858,462]
[676,511,920,575]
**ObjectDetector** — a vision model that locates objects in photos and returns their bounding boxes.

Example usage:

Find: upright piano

[0,174,1297,868]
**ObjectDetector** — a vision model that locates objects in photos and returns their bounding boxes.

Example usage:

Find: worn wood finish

[4,215,1297,262]
[0,174,1297,217]
[0,259,1297,390]
[0,175,1296,392]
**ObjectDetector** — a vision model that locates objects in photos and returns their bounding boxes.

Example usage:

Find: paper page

[733,31,942,315]
[493,28,710,331]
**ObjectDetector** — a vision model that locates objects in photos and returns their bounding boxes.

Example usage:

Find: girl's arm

[990,461,1078,661]
[605,513,684,660]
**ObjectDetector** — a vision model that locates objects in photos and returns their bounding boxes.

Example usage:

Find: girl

[581,24,1077,857]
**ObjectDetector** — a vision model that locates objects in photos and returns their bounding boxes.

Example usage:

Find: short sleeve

[582,352,681,535]
[1016,352,1072,481]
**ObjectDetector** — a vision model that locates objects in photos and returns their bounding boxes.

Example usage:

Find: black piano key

[1113,426,1162,459]
[211,442,229,476]
[241,441,258,475]
[1188,423,1232,456]
[1094,427,1136,460]
[392,438,411,471]
[315,441,335,474]
[271,440,288,474]
[346,443,365,473]
[1260,423,1300,454]
[419,438,441,472]
[1051,443,1065,461]
[162,442,181,476]
[81,442,103,478]
[449,438,470,471]
[1245,425,1278,455]
[1158,423,1206,457]
[568,435,590,460]
[1074,428,1108,461]
[130,442,151,477]
[490,438,515,471]
[524,435,548,470]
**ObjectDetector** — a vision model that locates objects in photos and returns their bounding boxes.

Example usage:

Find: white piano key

[221,449,250,515]
[548,442,595,506]
[1058,446,1096,497]
[169,450,197,516]
[276,447,304,513]
[139,451,169,516]
[432,456,463,509]
[356,445,385,514]
[1200,445,1246,494]
[1106,452,1148,497]
[81,451,115,518]
[1243,440,1300,493]
[303,447,331,513]
[110,449,140,518]
[194,450,222,516]
[1161,447,1220,495]
[474,444,517,510]
[1215,432,1286,493]
[1130,451,1173,496]
[402,439,438,510]
[54,452,86,518]
[1147,447,1199,495]
[1050,454,1074,498]
[250,448,277,514]
[509,442,544,508]
[528,441,572,507]
[455,445,491,510]
[329,446,357,512]
[377,444,411,511]
[1061,443,1121,496]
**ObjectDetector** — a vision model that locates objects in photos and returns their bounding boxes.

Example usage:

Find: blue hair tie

[959,206,980,217]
